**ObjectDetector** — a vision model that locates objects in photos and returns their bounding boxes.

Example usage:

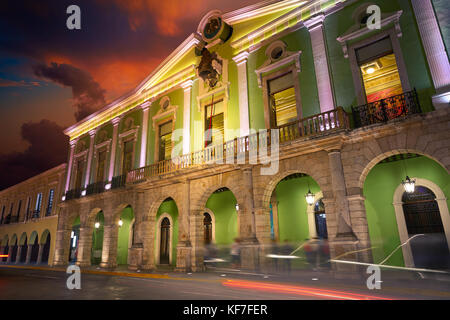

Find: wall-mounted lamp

[118,219,123,227]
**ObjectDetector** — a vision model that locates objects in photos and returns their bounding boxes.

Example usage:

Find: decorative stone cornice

[232,51,250,65]
[303,14,325,31]
[255,51,302,87]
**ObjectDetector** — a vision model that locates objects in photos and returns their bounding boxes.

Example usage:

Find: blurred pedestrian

[270,239,279,273]
[230,238,241,269]
[304,238,320,270]
[281,240,293,274]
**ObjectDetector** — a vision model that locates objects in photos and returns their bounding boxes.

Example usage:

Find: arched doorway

[155,198,179,266]
[160,217,171,265]
[69,216,80,263]
[19,233,28,263]
[314,199,328,239]
[363,153,450,268]
[2,237,9,262]
[41,232,51,264]
[91,211,104,265]
[117,206,135,265]
[269,173,321,242]
[10,235,18,263]
[398,184,450,270]
[30,232,40,263]
[203,212,213,245]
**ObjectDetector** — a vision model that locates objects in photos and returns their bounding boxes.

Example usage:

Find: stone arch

[85,207,103,227]
[147,192,183,220]
[192,179,243,214]
[40,229,51,245]
[1,234,8,247]
[259,170,327,211]
[29,231,39,244]
[112,203,133,225]
[358,149,449,191]
[19,232,28,246]
[10,234,17,245]
[393,178,450,267]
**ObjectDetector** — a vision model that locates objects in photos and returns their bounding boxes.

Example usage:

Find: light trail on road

[222,279,394,300]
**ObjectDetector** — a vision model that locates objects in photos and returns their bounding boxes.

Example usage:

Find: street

[0,265,449,300]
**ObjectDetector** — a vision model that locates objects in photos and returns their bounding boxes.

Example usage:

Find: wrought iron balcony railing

[86,181,107,195]
[111,174,127,189]
[65,188,82,201]
[351,89,421,128]
[128,108,349,183]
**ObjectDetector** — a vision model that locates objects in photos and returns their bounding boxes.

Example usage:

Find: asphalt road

[0,266,449,300]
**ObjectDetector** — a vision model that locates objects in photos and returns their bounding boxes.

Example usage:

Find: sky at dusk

[0,0,262,190]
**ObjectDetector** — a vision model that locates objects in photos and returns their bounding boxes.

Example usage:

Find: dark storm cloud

[33,62,106,121]
[0,120,68,190]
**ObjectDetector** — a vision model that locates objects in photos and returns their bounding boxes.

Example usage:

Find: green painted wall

[117,206,134,265]
[91,211,104,265]
[364,156,450,267]
[205,190,238,245]
[275,176,320,243]
[155,199,179,265]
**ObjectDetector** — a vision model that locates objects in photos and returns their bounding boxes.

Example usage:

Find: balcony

[86,181,107,196]
[128,108,350,183]
[111,174,127,189]
[351,89,421,128]
[65,188,82,201]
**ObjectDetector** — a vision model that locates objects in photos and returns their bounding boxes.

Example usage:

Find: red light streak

[222,279,392,300]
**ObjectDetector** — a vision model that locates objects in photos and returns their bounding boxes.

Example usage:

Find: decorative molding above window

[96,129,109,145]
[337,10,403,58]
[152,96,178,130]
[255,42,302,88]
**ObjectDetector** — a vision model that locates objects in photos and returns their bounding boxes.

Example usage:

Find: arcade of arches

[49,111,449,272]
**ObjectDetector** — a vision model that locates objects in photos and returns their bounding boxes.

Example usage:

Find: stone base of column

[99,262,117,269]
[76,261,91,268]
[329,236,363,279]
[128,244,143,271]
[240,237,260,272]
[139,264,156,271]
[175,242,192,272]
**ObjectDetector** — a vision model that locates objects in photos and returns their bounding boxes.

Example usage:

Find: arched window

[203,213,212,244]
[160,218,170,264]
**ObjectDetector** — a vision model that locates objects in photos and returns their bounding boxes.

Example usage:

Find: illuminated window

[46,189,54,216]
[158,121,173,161]
[35,192,42,214]
[356,37,403,103]
[204,100,224,147]
[268,73,298,127]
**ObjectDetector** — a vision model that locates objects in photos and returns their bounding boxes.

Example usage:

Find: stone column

[25,244,33,264]
[176,180,192,272]
[83,130,97,189]
[100,224,119,269]
[189,212,204,272]
[64,139,78,194]
[232,52,250,137]
[139,102,151,167]
[411,0,450,108]
[107,117,121,183]
[53,229,71,266]
[239,168,259,271]
[327,151,363,277]
[15,246,22,264]
[6,246,13,264]
[254,207,272,273]
[304,14,335,113]
[36,244,44,264]
[75,227,93,267]
[140,215,156,270]
[181,80,193,155]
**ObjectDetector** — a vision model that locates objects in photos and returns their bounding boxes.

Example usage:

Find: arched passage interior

[363,153,450,269]
[117,206,135,265]
[91,211,104,265]
[155,198,178,266]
